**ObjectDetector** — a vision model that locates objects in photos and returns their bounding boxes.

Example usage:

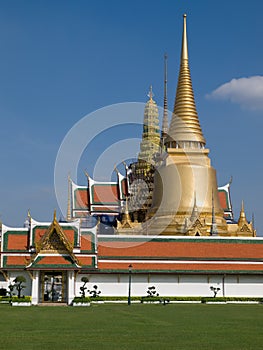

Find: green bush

[72,295,263,304]
[90,296,142,302]
[166,296,202,302]
[0,296,31,303]
[73,297,91,303]
[201,297,263,303]
[11,296,31,303]
[0,296,12,302]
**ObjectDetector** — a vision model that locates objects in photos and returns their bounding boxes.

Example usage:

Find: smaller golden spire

[120,198,133,228]
[238,200,248,226]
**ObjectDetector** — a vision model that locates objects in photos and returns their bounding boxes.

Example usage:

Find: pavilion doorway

[40,272,67,303]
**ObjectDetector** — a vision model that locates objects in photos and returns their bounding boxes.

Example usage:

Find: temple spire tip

[53,209,57,222]
[148,85,154,100]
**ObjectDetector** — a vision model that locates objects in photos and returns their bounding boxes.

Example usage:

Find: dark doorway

[41,272,66,302]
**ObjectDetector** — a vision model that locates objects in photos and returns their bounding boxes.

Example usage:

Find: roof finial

[53,209,57,222]
[161,53,169,143]
[148,85,154,100]
[114,164,120,175]
[181,14,188,61]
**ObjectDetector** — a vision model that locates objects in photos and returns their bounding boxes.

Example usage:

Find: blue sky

[0,0,263,234]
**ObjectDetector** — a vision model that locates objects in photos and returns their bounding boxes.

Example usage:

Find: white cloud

[207,76,263,111]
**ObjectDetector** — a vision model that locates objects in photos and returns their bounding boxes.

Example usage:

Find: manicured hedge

[201,297,263,303]
[73,296,263,303]
[73,297,91,303]
[0,296,31,303]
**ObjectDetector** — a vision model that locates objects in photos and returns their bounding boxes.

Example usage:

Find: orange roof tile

[7,234,28,251]
[34,228,47,243]
[98,261,263,272]
[81,235,93,251]
[77,256,93,267]
[74,189,89,209]
[218,191,228,210]
[92,184,119,204]
[4,256,27,266]
[98,240,263,260]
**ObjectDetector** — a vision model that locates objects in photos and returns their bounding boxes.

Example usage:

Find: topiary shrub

[88,285,101,298]
[14,276,26,298]
[80,277,89,298]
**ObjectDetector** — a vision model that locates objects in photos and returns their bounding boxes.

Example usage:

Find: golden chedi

[148,14,228,236]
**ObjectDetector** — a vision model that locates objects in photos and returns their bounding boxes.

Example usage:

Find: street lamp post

[128,264,133,305]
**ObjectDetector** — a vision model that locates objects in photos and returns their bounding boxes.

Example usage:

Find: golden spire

[161,53,169,143]
[167,14,206,146]
[67,174,72,222]
[238,200,248,226]
[120,197,133,228]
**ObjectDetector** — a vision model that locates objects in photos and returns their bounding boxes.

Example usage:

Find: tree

[80,277,89,298]
[14,276,26,298]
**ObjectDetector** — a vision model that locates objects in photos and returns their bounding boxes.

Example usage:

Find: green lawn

[0,303,262,350]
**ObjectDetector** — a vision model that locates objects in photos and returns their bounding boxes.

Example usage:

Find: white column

[67,271,75,305]
[31,271,39,305]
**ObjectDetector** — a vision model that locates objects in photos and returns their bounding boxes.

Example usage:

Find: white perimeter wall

[2,272,263,301]
[75,273,263,298]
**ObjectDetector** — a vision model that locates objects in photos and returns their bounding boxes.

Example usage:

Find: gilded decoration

[32,211,80,267]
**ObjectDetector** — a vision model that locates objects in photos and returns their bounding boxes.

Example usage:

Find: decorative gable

[28,211,81,269]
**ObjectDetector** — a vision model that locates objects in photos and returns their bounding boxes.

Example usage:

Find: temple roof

[97,235,263,274]
[70,176,126,218]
